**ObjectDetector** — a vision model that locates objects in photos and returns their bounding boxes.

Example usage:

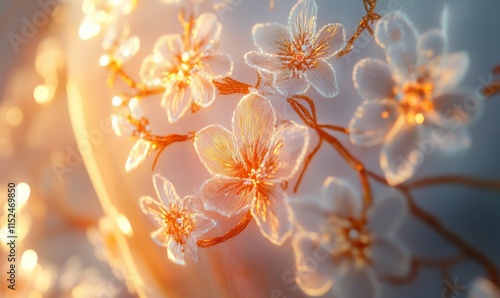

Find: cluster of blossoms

[81,0,497,297]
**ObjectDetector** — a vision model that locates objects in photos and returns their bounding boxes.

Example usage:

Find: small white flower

[140,13,233,123]
[349,11,483,185]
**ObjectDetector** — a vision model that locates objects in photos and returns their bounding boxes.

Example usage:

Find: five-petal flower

[292,177,410,298]
[245,0,345,98]
[140,13,233,123]
[349,11,483,185]
[194,93,309,245]
[140,174,216,265]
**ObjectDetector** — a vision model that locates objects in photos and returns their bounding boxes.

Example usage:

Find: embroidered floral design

[349,11,483,185]
[194,93,309,245]
[140,174,216,265]
[244,0,345,98]
[292,177,410,298]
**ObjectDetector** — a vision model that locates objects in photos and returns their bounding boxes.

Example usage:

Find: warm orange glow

[381,111,390,119]
[5,106,23,127]
[34,84,50,104]
[415,113,425,124]
[117,214,133,236]
[99,55,110,66]
[112,95,123,107]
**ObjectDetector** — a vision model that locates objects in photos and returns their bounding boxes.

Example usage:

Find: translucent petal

[102,25,120,50]
[292,232,336,296]
[161,81,192,123]
[150,227,169,247]
[416,29,447,67]
[128,97,144,119]
[201,176,253,217]
[380,115,423,186]
[153,34,182,57]
[349,100,399,147]
[194,124,240,176]
[334,264,381,298]
[353,58,396,101]
[252,187,293,245]
[430,52,470,93]
[152,174,180,207]
[375,11,418,81]
[139,196,164,226]
[252,23,291,54]
[367,189,408,236]
[313,23,345,59]
[469,278,500,298]
[125,139,151,172]
[115,36,140,64]
[289,0,317,37]
[232,93,276,168]
[166,237,186,266]
[191,74,216,108]
[273,70,309,96]
[191,214,217,238]
[201,51,233,77]
[289,195,330,232]
[306,60,338,98]
[423,122,472,155]
[244,51,283,73]
[375,11,418,51]
[193,13,221,50]
[371,236,411,278]
[111,115,135,137]
[185,236,198,262]
[320,176,362,218]
[264,121,309,181]
[430,90,483,127]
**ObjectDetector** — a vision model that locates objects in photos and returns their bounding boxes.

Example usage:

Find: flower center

[278,33,317,77]
[399,81,434,125]
[161,207,194,245]
[166,50,200,88]
[329,216,372,266]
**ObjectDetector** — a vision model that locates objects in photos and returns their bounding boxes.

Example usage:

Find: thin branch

[406,175,500,191]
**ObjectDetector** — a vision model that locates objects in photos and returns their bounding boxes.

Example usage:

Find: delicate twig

[317,124,349,134]
[197,210,253,248]
[407,175,500,191]
[293,138,323,193]
[337,0,381,58]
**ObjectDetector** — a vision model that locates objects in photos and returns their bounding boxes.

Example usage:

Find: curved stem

[197,211,253,248]
[293,138,323,193]
[401,189,499,285]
